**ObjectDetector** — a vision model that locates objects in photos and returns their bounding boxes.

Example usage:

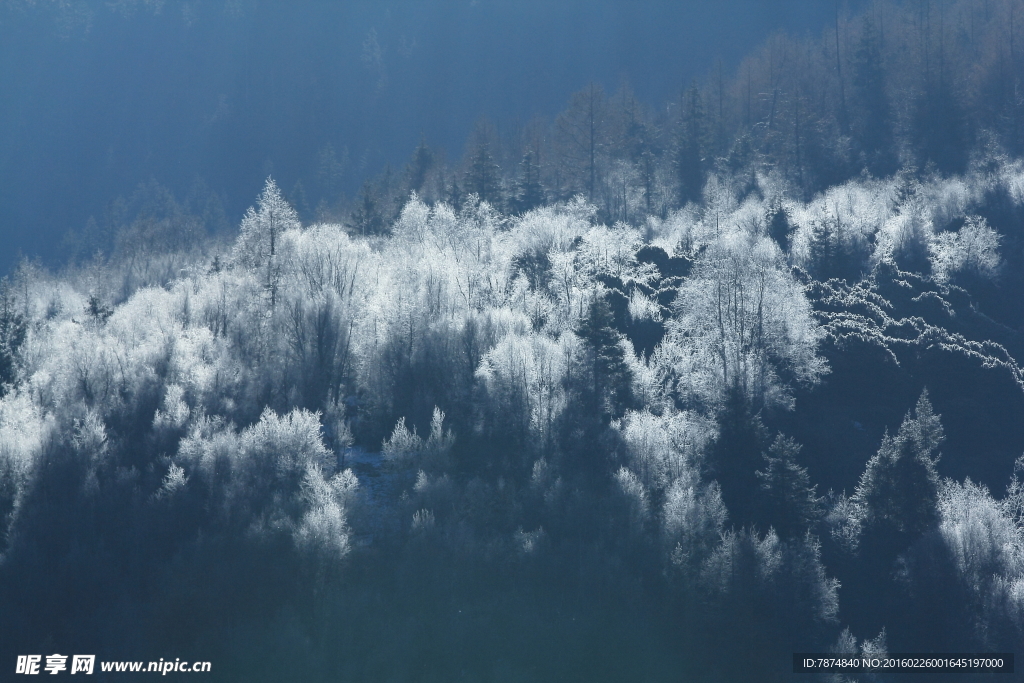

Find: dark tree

[556,297,635,484]
[350,181,386,236]
[555,83,609,201]
[406,137,435,195]
[464,140,502,206]
[288,179,311,223]
[85,294,113,324]
[575,298,634,424]
[766,201,793,253]
[316,142,346,205]
[757,434,822,538]
[511,149,545,214]
[511,247,552,292]
[709,386,770,529]
[854,390,942,558]
[674,84,709,205]
[806,216,841,280]
[851,15,894,173]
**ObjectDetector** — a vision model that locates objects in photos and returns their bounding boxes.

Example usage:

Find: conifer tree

[766,201,793,253]
[351,181,386,236]
[854,390,942,557]
[464,140,501,206]
[708,386,769,529]
[234,177,300,307]
[575,297,633,424]
[406,137,435,195]
[674,84,708,205]
[757,434,822,537]
[555,83,609,202]
[511,149,544,214]
[806,216,840,280]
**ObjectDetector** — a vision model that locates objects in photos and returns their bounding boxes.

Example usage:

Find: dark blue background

[0,1,856,274]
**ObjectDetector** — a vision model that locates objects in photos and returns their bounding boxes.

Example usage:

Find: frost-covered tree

[664,472,727,572]
[476,330,572,454]
[233,177,300,307]
[615,408,715,492]
[929,215,1001,283]
[0,279,27,395]
[697,528,839,676]
[660,233,827,412]
[177,408,354,556]
[0,391,52,553]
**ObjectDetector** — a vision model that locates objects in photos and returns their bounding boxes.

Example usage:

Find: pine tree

[464,140,501,206]
[806,216,840,280]
[85,294,113,324]
[766,201,793,253]
[406,137,435,195]
[854,390,942,557]
[708,386,769,529]
[511,149,544,214]
[575,298,634,424]
[757,434,822,537]
[555,83,609,202]
[674,84,708,205]
[559,297,634,482]
[350,181,386,236]
[234,177,300,307]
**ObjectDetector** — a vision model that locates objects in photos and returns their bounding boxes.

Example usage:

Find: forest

[3,0,1024,681]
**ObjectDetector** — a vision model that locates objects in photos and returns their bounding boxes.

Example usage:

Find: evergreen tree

[511,149,544,214]
[289,179,311,223]
[674,84,708,205]
[406,137,435,195]
[756,434,822,538]
[854,390,942,558]
[558,297,634,482]
[316,142,346,205]
[234,177,299,269]
[234,177,301,307]
[464,140,501,206]
[441,172,465,210]
[638,148,658,216]
[766,201,793,253]
[350,181,386,236]
[806,216,840,280]
[708,386,769,529]
[85,294,113,324]
[555,83,609,202]
[575,298,633,423]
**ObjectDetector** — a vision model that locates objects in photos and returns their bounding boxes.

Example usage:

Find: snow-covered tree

[659,233,827,412]
[929,215,1001,283]
[233,177,300,307]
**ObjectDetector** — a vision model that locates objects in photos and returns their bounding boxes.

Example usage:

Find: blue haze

[0,1,852,275]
